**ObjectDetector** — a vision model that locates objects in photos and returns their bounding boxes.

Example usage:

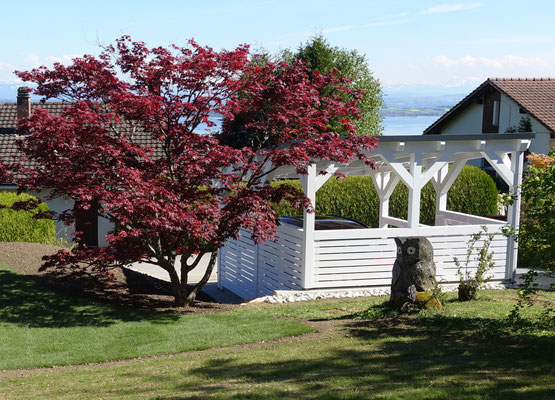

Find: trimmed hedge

[0,191,56,244]
[271,165,498,227]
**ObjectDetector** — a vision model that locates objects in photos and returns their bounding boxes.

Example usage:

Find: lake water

[382,115,440,136]
[199,114,441,137]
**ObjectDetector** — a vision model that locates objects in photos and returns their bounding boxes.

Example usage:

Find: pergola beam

[315,163,339,192]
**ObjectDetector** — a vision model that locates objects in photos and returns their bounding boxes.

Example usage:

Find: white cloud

[45,54,80,65]
[374,12,409,21]
[0,61,21,82]
[24,53,41,68]
[433,54,550,69]
[420,2,482,15]
[0,53,82,82]
[375,52,555,90]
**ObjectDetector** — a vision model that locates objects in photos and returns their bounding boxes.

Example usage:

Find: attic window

[519,108,527,114]
[492,100,500,126]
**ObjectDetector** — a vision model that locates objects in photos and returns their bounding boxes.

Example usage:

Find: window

[492,101,500,126]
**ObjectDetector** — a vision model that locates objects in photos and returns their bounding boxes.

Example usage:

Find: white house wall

[440,93,551,155]
[34,191,76,245]
[498,93,551,154]
[441,103,483,134]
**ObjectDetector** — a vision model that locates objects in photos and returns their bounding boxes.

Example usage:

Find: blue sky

[1,0,554,96]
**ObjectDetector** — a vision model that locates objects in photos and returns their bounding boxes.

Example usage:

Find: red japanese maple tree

[12,37,378,306]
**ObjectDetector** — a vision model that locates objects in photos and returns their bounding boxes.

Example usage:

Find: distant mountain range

[384,92,463,109]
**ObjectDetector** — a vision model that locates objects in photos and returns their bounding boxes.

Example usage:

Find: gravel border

[249,282,513,304]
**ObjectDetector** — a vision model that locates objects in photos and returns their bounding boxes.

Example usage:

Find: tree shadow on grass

[0,270,180,328]
[140,315,555,400]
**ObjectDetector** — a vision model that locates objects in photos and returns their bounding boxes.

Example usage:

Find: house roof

[0,133,20,165]
[0,102,69,131]
[0,100,162,184]
[424,78,555,135]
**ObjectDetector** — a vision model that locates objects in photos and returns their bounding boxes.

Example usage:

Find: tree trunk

[186,251,218,306]
[167,264,188,307]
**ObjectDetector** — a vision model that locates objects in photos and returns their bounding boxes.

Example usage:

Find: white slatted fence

[219,218,510,299]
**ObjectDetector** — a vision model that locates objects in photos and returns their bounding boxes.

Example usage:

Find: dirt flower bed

[0,242,228,313]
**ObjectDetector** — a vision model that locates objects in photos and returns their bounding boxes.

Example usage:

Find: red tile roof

[489,78,555,133]
[0,101,161,184]
[425,77,555,135]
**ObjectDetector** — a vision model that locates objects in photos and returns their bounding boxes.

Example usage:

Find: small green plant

[454,226,495,301]
[430,280,447,308]
[507,269,554,332]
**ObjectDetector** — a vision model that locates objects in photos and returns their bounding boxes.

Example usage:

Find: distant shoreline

[381,107,450,117]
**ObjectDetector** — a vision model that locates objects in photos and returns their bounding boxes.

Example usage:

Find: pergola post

[431,158,466,225]
[407,152,422,228]
[480,140,529,281]
[371,172,400,228]
[506,150,524,281]
[300,164,317,289]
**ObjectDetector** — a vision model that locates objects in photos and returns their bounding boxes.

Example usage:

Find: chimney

[16,87,31,120]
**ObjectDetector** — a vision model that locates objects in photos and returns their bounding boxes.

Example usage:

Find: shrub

[271,165,498,227]
[518,151,555,270]
[507,152,554,332]
[0,191,56,244]
[447,165,498,216]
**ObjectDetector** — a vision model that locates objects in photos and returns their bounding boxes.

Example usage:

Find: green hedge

[0,191,56,244]
[271,165,498,227]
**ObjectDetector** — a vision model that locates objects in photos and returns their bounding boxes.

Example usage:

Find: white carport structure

[218,133,533,300]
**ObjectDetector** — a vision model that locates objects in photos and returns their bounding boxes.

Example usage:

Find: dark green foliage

[0,191,56,243]
[518,151,555,271]
[285,34,384,136]
[446,166,498,216]
[271,165,498,227]
[508,151,554,332]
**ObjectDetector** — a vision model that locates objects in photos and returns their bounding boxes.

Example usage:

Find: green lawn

[1,260,554,399]
[0,262,312,370]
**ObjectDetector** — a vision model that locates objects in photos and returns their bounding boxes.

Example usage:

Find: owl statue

[390,237,437,309]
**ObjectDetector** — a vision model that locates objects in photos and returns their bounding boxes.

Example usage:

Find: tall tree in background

[10,37,378,306]
[287,34,384,135]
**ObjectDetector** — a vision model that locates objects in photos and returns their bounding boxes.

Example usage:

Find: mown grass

[1,258,554,399]
[1,290,554,399]
[0,262,312,370]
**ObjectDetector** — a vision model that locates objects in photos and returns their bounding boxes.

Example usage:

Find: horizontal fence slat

[316,238,394,248]
[315,224,505,240]
[315,258,397,268]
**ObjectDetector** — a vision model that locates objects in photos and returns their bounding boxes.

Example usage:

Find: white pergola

[218,133,533,300]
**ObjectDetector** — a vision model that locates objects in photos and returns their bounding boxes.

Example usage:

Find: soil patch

[0,242,229,313]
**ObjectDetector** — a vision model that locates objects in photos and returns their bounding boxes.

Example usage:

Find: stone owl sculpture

[390,237,437,310]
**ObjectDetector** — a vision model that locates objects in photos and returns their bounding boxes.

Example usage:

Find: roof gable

[424,78,555,134]
[490,78,555,133]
